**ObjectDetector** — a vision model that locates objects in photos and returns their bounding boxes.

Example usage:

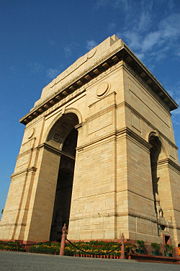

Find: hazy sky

[0,0,180,214]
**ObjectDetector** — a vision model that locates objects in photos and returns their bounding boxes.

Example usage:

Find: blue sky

[0,0,180,214]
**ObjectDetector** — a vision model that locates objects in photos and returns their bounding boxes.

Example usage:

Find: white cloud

[122,12,180,62]
[64,42,80,57]
[137,11,152,33]
[122,31,141,51]
[149,45,170,62]
[86,40,97,50]
[167,82,180,116]
[172,107,180,117]
[141,31,161,52]
[172,115,180,127]
[135,52,145,61]
[64,46,72,57]
[46,68,60,79]
[29,62,44,74]
[159,13,180,38]
[95,0,179,121]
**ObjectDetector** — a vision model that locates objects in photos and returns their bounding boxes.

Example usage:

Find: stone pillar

[60,224,68,256]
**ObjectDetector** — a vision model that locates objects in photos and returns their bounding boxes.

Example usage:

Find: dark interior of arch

[50,113,78,241]
[149,135,161,213]
[47,113,79,146]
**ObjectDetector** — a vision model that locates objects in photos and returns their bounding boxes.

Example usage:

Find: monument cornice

[124,101,178,150]
[158,158,180,172]
[20,37,178,125]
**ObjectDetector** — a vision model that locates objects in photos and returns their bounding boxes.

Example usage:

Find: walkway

[0,251,179,271]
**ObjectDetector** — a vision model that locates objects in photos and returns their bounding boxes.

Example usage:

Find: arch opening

[47,113,79,241]
[149,135,162,201]
[149,134,165,227]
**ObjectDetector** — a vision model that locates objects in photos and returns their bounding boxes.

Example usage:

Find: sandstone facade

[0,35,180,245]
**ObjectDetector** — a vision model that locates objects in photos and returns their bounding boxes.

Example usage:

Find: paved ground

[0,251,179,271]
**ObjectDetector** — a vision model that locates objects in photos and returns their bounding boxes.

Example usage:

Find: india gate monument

[0,35,180,246]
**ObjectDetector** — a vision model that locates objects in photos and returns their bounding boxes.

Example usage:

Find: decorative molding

[11,167,37,179]
[77,127,151,152]
[69,211,180,230]
[117,127,151,150]
[96,81,109,97]
[158,158,180,172]
[129,87,170,128]
[0,223,26,227]
[124,101,178,150]
[87,103,115,122]
[74,123,83,130]
[17,148,33,158]
[87,48,96,59]
[27,128,35,139]
[20,45,177,125]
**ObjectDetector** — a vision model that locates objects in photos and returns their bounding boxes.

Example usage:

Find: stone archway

[46,113,79,241]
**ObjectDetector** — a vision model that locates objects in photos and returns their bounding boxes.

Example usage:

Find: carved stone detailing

[11,166,37,178]
[74,123,83,130]
[88,111,112,135]
[124,101,178,150]
[158,158,180,172]
[87,48,96,59]
[117,127,151,150]
[77,127,151,152]
[96,82,109,97]
[27,128,35,139]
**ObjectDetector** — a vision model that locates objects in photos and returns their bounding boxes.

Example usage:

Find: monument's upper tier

[20,35,178,124]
